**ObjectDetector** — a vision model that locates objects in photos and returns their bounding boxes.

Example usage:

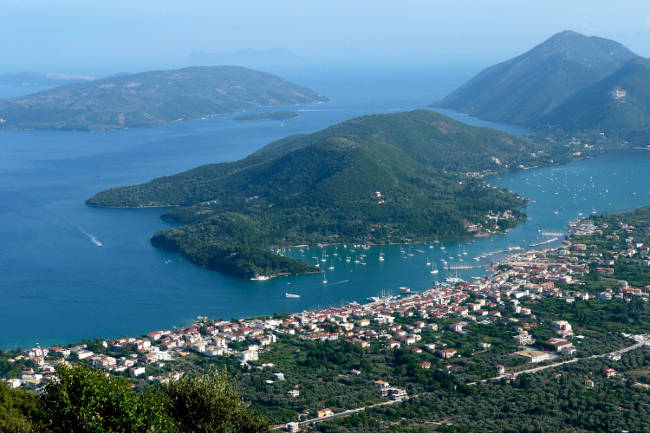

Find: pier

[446,264,482,270]
[540,231,565,237]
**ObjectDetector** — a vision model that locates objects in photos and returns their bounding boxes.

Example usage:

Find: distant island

[0,66,327,131]
[234,111,298,121]
[0,71,95,88]
[434,30,649,145]
[88,109,572,280]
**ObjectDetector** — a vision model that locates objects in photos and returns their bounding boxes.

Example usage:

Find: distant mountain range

[435,30,649,143]
[0,71,95,88]
[186,48,305,70]
[0,66,326,130]
[88,110,566,279]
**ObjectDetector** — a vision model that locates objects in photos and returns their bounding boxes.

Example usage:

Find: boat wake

[78,227,103,247]
[326,279,349,286]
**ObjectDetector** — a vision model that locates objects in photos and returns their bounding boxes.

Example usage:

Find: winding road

[272,336,648,430]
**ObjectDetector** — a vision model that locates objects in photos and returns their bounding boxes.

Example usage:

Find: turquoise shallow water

[1,69,648,349]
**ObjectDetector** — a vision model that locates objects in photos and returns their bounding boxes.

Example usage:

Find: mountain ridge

[434,30,639,126]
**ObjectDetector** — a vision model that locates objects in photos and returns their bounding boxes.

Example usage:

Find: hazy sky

[2,0,649,75]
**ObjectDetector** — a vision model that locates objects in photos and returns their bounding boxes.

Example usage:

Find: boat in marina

[251,275,270,281]
[445,276,465,284]
[399,286,411,293]
[445,272,464,284]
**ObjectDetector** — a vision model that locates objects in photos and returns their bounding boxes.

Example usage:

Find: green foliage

[40,363,170,433]
[0,381,38,433]
[310,351,650,433]
[156,369,269,433]
[38,364,268,433]
[0,66,326,131]
[88,110,549,278]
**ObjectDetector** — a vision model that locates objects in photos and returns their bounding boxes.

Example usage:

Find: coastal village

[5,217,650,422]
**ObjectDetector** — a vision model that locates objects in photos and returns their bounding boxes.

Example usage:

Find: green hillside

[88,110,560,279]
[0,66,326,131]
[434,30,638,125]
[537,57,650,144]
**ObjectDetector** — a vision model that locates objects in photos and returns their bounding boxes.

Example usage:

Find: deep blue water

[1,68,648,349]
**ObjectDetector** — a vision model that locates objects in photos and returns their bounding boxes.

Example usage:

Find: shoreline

[2,217,575,352]
[5,150,649,350]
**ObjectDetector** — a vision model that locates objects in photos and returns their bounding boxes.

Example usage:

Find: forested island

[0,66,326,131]
[88,109,573,279]
[234,110,299,121]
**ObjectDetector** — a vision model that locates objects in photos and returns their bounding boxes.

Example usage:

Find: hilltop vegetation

[88,110,566,278]
[0,66,326,130]
[0,365,268,433]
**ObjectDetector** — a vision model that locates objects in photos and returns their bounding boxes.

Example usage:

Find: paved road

[470,339,647,385]
[272,338,648,430]
[270,398,409,430]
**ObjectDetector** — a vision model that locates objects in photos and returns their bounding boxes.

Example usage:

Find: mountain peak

[435,32,638,125]
[549,29,584,38]
[532,30,637,64]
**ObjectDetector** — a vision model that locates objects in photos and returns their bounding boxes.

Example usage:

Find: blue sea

[1,68,648,348]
